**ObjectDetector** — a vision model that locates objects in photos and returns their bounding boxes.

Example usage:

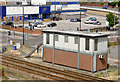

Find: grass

[95,67,118,80]
[5,71,25,79]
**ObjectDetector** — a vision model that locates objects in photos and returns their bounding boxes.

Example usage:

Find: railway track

[0,55,112,81]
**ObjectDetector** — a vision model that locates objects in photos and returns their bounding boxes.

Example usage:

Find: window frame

[94,39,98,51]
[64,35,68,43]
[46,33,49,44]
[74,36,78,44]
[85,38,89,50]
[55,34,58,41]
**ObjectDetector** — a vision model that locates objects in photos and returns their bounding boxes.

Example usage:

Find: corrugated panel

[0,6,6,17]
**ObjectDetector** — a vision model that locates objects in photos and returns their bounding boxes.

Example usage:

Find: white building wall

[50,4,80,11]
[43,33,108,52]
[43,33,46,45]
[80,37,85,51]
[98,37,108,51]
[6,6,39,16]
[31,0,46,5]
[90,39,94,52]
[55,35,78,51]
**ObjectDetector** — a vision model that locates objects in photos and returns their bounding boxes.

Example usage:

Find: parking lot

[53,14,106,30]
[15,14,106,31]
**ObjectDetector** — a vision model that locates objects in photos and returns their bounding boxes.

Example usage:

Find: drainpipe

[53,33,55,64]
[77,36,80,69]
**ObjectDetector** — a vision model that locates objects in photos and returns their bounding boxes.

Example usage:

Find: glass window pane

[55,34,58,41]
[46,34,49,44]
[75,37,78,44]
[85,38,89,50]
[94,39,98,51]
[64,35,68,42]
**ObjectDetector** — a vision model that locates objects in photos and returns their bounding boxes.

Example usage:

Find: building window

[94,39,98,51]
[85,38,89,50]
[64,35,68,43]
[55,34,58,41]
[46,33,49,44]
[75,37,78,44]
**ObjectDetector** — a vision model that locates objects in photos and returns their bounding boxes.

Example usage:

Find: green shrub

[107,69,111,72]
[100,72,104,74]
[101,2,104,5]
[119,8,120,12]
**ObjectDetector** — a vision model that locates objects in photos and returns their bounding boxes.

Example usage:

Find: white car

[37,23,46,28]
[84,20,97,24]
[84,17,97,24]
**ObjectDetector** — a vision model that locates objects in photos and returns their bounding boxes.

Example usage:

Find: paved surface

[16,14,106,31]
[81,6,119,11]
[0,28,43,48]
[0,13,118,66]
[45,14,106,30]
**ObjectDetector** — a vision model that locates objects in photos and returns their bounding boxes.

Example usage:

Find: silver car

[84,17,97,24]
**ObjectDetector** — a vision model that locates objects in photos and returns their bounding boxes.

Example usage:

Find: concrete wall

[43,33,108,52]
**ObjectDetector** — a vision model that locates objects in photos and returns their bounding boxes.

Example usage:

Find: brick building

[42,29,109,72]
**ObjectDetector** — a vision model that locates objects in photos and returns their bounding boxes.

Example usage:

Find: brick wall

[43,48,93,71]
[96,54,107,71]
[1,25,43,34]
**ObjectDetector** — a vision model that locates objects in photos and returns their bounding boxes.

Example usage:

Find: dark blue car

[103,6,107,9]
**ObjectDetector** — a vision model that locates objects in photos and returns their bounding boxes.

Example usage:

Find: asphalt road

[17,14,106,31]
[0,30,43,48]
[46,14,106,30]
[81,6,119,11]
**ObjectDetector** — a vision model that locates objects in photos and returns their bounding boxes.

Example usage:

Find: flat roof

[42,29,110,38]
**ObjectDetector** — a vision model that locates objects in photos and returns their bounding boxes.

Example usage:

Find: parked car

[70,19,81,22]
[0,46,7,53]
[0,21,6,25]
[93,21,101,25]
[88,17,97,21]
[0,21,14,27]
[15,25,30,29]
[51,17,62,21]
[84,17,97,24]
[84,20,97,24]
[37,23,46,28]
[103,6,107,9]
[47,22,57,27]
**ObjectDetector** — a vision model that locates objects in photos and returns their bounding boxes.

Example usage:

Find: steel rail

[2,60,70,81]
[1,55,111,81]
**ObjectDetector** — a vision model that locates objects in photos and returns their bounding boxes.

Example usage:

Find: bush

[119,8,120,12]
[100,2,104,5]
[107,69,111,72]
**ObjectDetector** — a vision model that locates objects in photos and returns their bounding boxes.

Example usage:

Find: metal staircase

[18,43,43,58]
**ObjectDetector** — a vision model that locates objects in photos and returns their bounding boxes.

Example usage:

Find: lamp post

[80,11,81,31]
[54,0,56,20]
[22,6,25,45]
[80,2,81,31]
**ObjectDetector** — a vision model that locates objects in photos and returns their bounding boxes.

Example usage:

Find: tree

[106,12,119,27]
[118,1,120,7]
